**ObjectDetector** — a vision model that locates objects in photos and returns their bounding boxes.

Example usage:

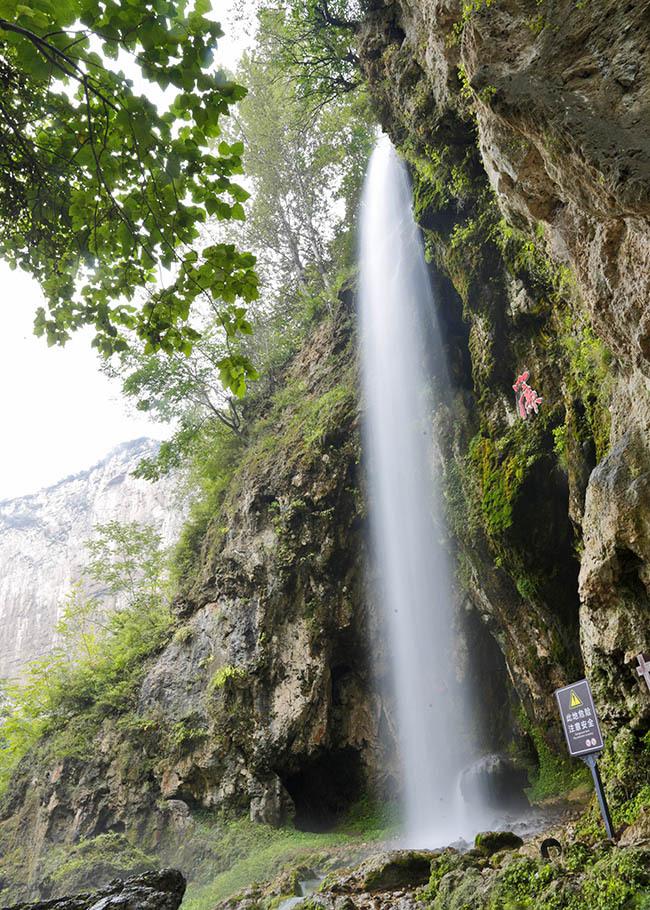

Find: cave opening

[463,604,518,755]
[279,747,364,832]
[513,455,581,634]
[461,603,531,811]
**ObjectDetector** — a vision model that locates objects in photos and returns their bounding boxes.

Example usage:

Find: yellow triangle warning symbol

[570,690,582,708]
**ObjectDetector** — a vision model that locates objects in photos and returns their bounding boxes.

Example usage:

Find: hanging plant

[513,369,543,419]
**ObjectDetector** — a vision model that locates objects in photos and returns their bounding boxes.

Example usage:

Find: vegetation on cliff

[0,521,173,794]
[0,4,380,901]
[0,0,649,906]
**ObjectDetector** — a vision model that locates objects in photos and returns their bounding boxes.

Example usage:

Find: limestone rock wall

[357,0,650,747]
[0,302,399,902]
[2,0,650,896]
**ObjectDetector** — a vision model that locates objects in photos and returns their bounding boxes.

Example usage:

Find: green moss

[444,440,484,545]
[234,371,356,487]
[552,423,568,470]
[50,833,156,885]
[492,848,650,910]
[475,831,523,855]
[167,715,209,752]
[0,833,158,903]
[339,793,398,835]
[514,573,540,601]
[423,851,466,900]
[172,422,244,588]
[468,417,547,540]
[405,133,484,225]
[181,804,396,910]
[445,206,500,310]
[489,218,612,463]
[573,730,650,837]
[362,852,433,891]
[469,435,517,536]
[558,311,612,462]
[520,712,589,802]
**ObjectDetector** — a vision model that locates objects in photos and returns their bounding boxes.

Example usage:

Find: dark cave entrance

[463,604,517,755]
[461,605,532,810]
[512,454,582,642]
[279,747,364,832]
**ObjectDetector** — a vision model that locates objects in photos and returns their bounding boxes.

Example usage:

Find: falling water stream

[359,135,487,846]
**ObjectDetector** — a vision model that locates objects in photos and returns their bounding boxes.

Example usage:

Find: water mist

[359,135,485,846]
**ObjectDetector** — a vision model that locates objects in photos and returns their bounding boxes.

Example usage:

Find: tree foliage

[232,30,372,298]
[112,14,374,480]
[0,0,258,388]
[0,521,173,792]
[107,322,253,481]
[235,0,364,105]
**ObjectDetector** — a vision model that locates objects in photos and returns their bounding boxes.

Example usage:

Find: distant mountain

[0,438,184,680]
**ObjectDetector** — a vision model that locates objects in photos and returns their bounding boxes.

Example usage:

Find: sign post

[581,753,615,840]
[555,678,615,840]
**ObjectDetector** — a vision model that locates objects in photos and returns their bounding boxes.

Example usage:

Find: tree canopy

[0,0,258,391]
[109,12,375,482]
[233,0,363,105]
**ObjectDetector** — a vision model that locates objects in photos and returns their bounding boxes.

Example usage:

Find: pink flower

[512,370,530,393]
[513,369,542,419]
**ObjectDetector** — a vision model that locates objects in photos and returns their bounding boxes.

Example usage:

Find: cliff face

[0,302,397,901]
[357,0,650,760]
[1,1,650,899]
[137,307,390,829]
[0,439,182,680]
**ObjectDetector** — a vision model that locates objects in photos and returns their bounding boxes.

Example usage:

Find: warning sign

[569,690,582,708]
[555,678,604,757]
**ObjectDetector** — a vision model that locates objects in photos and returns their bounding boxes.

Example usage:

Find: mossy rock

[474,830,524,856]
[359,850,435,892]
[47,833,157,896]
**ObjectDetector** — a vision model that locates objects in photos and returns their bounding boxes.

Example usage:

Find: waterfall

[359,135,483,846]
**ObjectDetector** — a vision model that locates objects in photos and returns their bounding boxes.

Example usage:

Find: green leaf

[0,0,256,357]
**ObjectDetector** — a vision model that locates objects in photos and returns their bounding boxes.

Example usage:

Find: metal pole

[582,753,615,840]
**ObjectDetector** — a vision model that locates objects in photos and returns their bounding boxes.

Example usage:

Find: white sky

[0,2,253,501]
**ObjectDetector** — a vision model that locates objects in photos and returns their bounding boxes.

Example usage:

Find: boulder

[474,831,524,856]
[326,850,437,895]
[2,869,185,910]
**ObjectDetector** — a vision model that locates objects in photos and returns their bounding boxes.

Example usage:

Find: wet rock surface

[1,870,186,910]
[0,304,399,902]
[1,0,650,903]
[250,840,650,910]
[323,851,438,894]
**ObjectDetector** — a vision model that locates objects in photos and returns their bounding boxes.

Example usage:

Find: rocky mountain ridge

[0,438,183,679]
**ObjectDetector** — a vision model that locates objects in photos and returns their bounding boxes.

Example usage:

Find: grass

[181,802,398,910]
